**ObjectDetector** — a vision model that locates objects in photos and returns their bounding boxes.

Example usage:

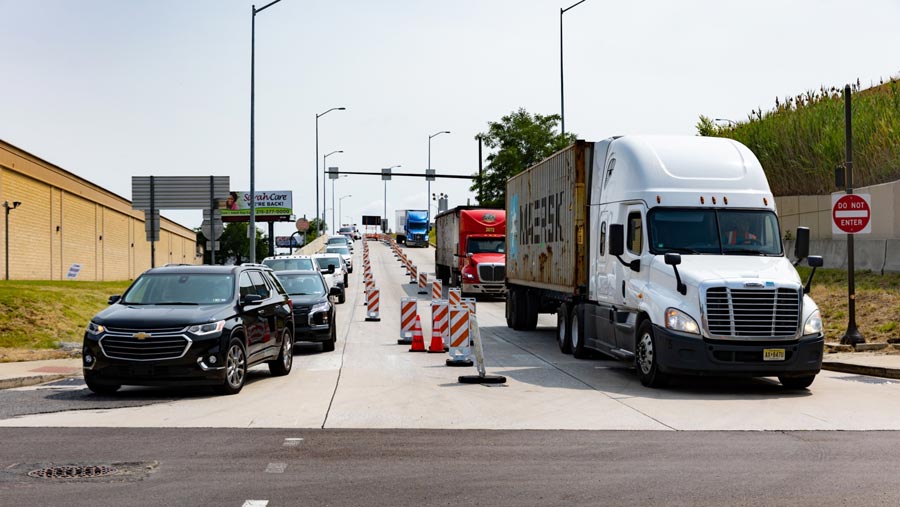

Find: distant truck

[435,207,506,296]
[505,137,825,389]
[395,209,430,247]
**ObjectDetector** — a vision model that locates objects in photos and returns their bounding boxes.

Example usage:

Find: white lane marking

[283,437,304,447]
[265,462,287,474]
[242,501,268,507]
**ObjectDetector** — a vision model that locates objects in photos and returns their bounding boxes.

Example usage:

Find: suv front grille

[705,287,801,338]
[99,332,191,361]
[477,264,505,283]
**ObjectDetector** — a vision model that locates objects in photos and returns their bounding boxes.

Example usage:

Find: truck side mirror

[609,224,625,256]
[793,227,810,267]
[803,255,824,294]
[664,253,687,295]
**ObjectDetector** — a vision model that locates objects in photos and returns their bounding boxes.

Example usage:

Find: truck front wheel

[635,320,667,388]
[571,305,590,359]
[557,304,571,353]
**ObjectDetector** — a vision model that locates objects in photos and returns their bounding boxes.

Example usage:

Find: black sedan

[274,270,339,352]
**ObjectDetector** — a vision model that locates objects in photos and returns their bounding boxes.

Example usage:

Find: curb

[822,361,900,380]
[0,373,78,391]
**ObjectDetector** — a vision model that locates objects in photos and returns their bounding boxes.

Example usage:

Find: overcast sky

[2,0,898,243]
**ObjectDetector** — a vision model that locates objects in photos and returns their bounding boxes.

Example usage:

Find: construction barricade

[448,287,461,307]
[417,272,427,294]
[429,299,449,353]
[365,287,381,322]
[446,305,473,367]
[398,297,417,345]
[458,313,506,384]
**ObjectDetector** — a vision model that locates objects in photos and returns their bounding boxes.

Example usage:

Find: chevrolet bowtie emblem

[133,332,151,340]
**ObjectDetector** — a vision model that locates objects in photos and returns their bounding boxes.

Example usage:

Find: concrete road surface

[2,241,900,430]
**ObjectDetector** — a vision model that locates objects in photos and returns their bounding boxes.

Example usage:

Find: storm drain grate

[28,465,119,479]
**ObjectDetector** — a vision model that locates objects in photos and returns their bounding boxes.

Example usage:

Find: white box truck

[505,136,825,389]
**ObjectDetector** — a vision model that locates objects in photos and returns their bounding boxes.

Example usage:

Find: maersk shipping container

[505,140,592,294]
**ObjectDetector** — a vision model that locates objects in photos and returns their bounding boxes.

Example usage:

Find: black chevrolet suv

[82,264,294,395]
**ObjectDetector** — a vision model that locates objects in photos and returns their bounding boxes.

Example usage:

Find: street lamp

[331,175,348,234]
[338,194,352,229]
[427,130,450,228]
[316,107,346,236]
[560,0,588,135]
[715,118,738,127]
[383,164,401,233]
[323,150,343,234]
[249,0,284,263]
[3,201,21,280]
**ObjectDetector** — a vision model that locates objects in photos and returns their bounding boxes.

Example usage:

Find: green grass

[0,280,132,350]
[698,77,900,196]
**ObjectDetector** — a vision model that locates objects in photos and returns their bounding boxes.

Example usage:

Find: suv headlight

[665,308,700,335]
[803,310,823,336]
[310,301,330,314]
[187,320,225,336]
[86,321,105,335]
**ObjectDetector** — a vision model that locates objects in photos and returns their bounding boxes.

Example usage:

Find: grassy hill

[698,76,900,196]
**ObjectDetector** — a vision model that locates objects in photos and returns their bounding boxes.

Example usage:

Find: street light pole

[315,107,346,236]
[249,0,283,263]
[427,130,450,229]
[339,194,352,229]
[3,201,21,280]
[560,0,587,135]
[323,150,343,235]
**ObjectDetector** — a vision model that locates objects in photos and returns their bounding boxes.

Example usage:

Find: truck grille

[99,332,191,361]
[477,264,506,283]
[705,287,801,338]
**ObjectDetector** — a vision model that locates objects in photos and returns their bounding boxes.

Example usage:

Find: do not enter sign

[832,193,871,234]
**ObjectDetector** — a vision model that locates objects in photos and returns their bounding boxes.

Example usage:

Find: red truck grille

[477,264,506,283]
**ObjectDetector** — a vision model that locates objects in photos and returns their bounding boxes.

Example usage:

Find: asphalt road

[2,427,899,507]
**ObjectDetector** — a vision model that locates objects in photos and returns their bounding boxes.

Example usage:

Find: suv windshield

[648,209,782,256]
[339,227,353,234]
[467,237,505,254]
[277,273,326,296]
[122,273,235,305]
[315,257,342,270]
[327,237,348,246]
[263,258,314,271]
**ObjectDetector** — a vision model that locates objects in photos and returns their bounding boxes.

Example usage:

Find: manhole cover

[28,465,119,479]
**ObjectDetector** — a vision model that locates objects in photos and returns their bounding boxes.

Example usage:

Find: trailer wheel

[636,320,668,388]
[507,288,525,330]
[571,305,590,359]
[557,304,571,353]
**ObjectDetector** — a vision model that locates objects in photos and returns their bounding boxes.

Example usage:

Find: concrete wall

[1,140,200,281]
[777,179,900,273]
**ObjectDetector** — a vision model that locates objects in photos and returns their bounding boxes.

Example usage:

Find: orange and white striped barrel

[399,297,417,342]
[448,287,461,307]
[365,287,381,321]
[432,299,450,348]
[431,278,442,301]
[417,272,428,294]
[409,264,417,284]
[448,305,471,359]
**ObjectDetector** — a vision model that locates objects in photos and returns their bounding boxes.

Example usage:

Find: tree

[197,222,269,265]
[471,108,576,208]
[695,115,720,137]
[304,217,325,245]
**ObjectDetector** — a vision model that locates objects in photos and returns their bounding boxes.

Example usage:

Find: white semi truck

[505,136,825,389]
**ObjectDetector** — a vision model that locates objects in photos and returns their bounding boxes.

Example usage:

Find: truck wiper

[725,248,764,255]
[663,247,701,254]
[154,302,200,305]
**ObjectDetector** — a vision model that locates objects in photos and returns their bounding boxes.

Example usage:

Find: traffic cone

[409,316,426,352]
[428,327,446,353]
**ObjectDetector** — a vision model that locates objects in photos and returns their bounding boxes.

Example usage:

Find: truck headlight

[665,308,700,335]
[803,310,823,336]
[188,320,225,336]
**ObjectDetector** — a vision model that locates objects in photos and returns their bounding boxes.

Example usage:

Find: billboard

[222,191,293,222]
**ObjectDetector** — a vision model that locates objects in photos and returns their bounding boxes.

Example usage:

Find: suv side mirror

[108,295,121,305]
[327,265,335,274]
[242,294,263,306]
[329,286,341,296]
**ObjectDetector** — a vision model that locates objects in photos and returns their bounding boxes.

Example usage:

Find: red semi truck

[434,206,506,296]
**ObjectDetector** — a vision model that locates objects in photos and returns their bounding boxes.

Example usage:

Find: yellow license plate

[763,348,786,361]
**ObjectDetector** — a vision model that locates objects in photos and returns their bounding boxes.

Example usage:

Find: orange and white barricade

[462,297,476,315]
[446,305,473,366]
[431,299,450,351]
[457,313,506,384]
[365,287,381,322]
[417,272,428,294]
[398,297,417,344]
[431,278,442,301]
[448,287,461,307]
[409,265,417,285]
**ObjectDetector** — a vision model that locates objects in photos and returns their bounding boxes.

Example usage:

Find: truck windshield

[467,237,505,254]
[648,209,782,256]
